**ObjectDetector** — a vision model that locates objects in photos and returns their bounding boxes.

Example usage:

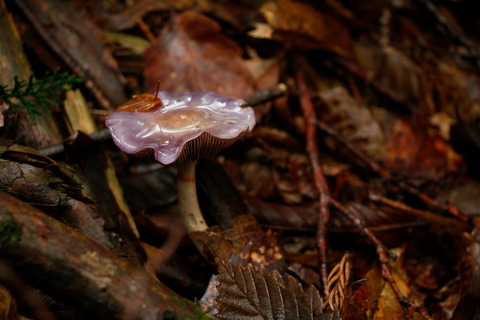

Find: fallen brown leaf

[259,0,353,57]
[144,11,256,98]
[214,261,340,320]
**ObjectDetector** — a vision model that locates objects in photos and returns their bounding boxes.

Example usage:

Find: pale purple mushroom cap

[105,91,255,165]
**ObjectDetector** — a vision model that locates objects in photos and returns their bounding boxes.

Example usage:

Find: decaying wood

[0,142,116,249]
[0,191,206,320]
[0,261,54,320]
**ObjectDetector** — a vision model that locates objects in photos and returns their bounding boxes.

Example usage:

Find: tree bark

[0,191,207,320]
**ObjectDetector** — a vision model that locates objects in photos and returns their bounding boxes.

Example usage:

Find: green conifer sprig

[0,69,82,121]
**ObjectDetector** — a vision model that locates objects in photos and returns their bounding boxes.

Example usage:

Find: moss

[0,221,21,247]
[169,296,212,320]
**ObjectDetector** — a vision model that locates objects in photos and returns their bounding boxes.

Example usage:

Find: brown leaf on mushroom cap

[115,93,162,113]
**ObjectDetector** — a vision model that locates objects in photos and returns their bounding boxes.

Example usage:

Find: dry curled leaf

[214,261,340,320]
[325,253,351,313]
[191,214,285,271]
[229,229,285,272]
[344,248,416,320]
[190,214,264,261]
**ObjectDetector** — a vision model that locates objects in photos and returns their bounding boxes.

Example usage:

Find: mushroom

[105,91,255,236]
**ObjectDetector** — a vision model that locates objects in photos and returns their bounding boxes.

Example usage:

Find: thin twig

[296,71,331,297]
[136,18,156,43]
[369,193,469,231]
[244,83,287,106]
[396,182,469,222]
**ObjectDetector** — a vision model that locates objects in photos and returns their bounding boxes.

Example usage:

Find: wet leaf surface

[144,11,257,98]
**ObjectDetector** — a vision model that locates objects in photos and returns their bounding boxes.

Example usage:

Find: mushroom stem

[177,161,208,233]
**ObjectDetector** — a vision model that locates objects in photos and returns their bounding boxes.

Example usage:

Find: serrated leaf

[215,262,341,320]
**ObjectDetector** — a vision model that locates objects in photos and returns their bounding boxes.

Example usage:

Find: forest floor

[1,0,480,319]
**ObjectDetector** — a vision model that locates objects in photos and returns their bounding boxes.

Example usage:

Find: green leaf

[0,69,82,121]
